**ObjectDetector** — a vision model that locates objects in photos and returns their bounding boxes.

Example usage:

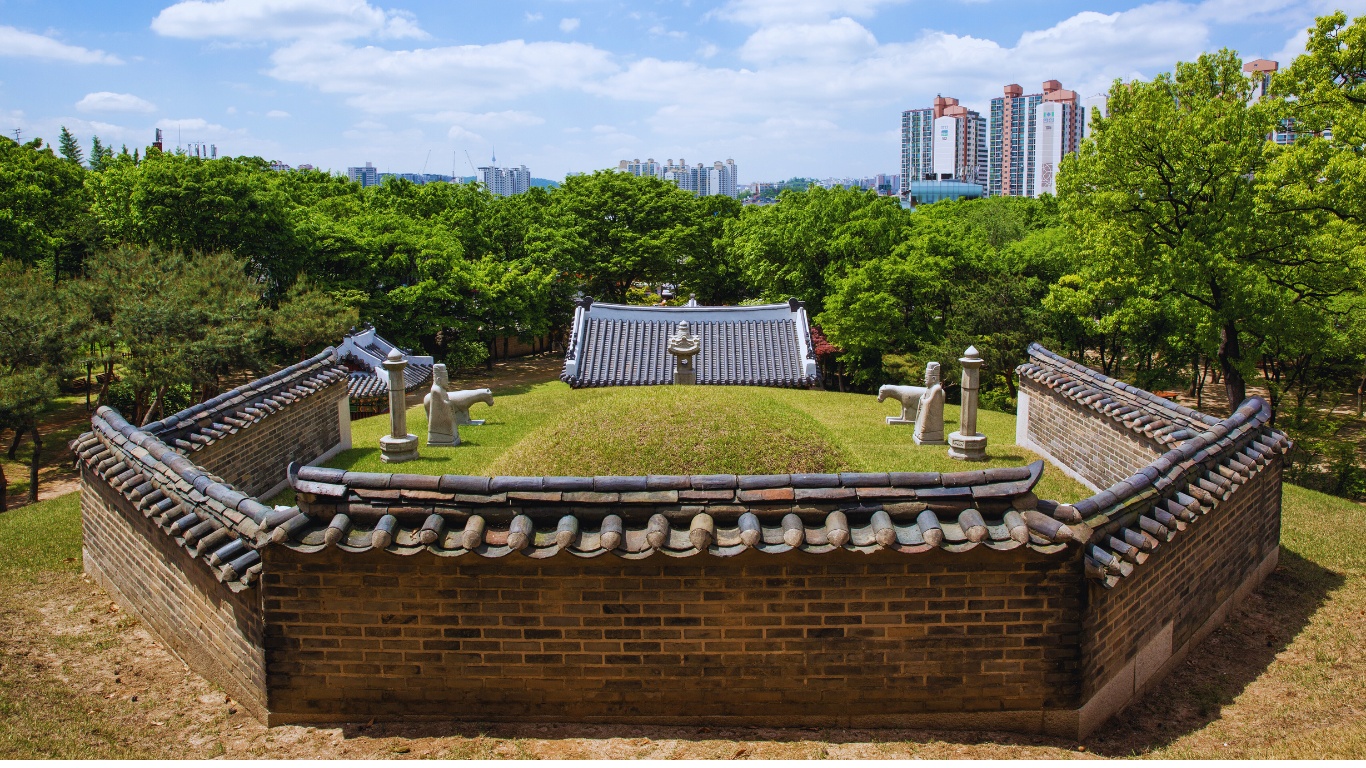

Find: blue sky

[1,0,1361,182]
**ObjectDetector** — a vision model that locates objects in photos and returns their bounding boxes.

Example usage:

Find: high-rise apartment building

[1081,93,1108,140]
[988,81,1083,197]
[900,96,987,192]
[347,161,380,187]
[1243,59,1314,145]
[479,164,531,196]
[1246,58,1277,102]
[618,157,739,197]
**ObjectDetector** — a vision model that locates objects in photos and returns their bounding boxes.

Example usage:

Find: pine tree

[89,135,111,171]
[57,126,84,165]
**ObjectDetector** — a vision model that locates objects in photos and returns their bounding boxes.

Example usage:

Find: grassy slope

[2,482,1364,757]
[331,383,1087,502]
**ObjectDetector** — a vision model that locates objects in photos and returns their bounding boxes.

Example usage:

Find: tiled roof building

[336,326,434,415]
[561,297,820,388]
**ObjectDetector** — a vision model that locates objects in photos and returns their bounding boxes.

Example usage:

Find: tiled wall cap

[690,474,738,490]
[389,473,441,492]
[839,472,890,487]
[790,473,840,488]
[438,475,491,494]
[594,476,649,492]
[490,476,544,493]
[738,474,791,490]
[645,475,692,491]
[297,466,346,484]
[888,472,943,487]
[941,470,987,488]
[544,476,595,492]
[342,472,391,490]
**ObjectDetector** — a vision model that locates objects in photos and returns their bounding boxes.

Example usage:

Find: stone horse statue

[425,363,495,426]
[448,388,494,426]
[879,362,942,426]
[878,384,928,425]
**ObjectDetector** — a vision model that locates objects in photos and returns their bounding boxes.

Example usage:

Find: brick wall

[1020,380,1164,490]
[261,546,1084,727]
[81,467,268,718]
[190,380,347,499]
[1080,460,1282,706]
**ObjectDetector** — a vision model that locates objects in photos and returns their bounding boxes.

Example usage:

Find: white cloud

[266,109,291,118]
[739,18,878,63]
[419,110,546,128]
[0,25,122,64]
[525,12,543,22]
[448,125,484,142]
[560,18,581,33]
[266,38,617,112]
[151,0,427,41]
[155,117,249,141]
[713,0,908,25]
[607,1,1212,108]
[697,42,720,58]
[649,24,688,40]
[76,92,157,113]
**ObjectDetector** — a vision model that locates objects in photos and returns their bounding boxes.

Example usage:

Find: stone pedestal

[947,431,987,460]
[948,345,988,461]
[380,349,419,463]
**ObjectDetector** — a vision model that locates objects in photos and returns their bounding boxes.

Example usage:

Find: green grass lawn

[328,382,1087,502]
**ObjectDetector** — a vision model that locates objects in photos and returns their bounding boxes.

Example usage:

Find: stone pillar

[948,345,988,461]
[379,349,419,463]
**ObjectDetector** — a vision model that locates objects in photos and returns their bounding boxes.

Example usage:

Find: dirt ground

[0,396,91,510]
[3,544,1362,760]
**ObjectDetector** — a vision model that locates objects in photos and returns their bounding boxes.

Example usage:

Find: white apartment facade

[618,157,739,198]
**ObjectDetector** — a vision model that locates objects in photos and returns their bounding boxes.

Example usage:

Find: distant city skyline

[0,0,1348,181]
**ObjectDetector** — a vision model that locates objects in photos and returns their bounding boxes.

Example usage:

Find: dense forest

[3,13,1366,503]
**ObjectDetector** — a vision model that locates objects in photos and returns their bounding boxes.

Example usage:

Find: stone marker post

[913,362,947,445]
[424,371,460,448]
[379,348,420,463]
[948,345,988,461]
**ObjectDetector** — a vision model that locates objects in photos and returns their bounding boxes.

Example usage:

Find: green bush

[102,381,193,419]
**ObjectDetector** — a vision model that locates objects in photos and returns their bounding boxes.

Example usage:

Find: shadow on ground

[1085,547,1342,756]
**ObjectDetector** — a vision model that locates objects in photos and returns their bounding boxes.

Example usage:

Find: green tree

[1058,49,1347,408]
[89,135,113,172]
[728,185,908,314]
[679,194,746,305]
[270,275,360,360]
[84,248,267,424]
[531,170,699,303]
[0,260,81,507]
[0,136,90,280]
[57,126,83,165]
[87,151,305,300]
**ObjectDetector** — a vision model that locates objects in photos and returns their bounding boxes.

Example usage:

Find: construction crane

[464,149,478,179]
